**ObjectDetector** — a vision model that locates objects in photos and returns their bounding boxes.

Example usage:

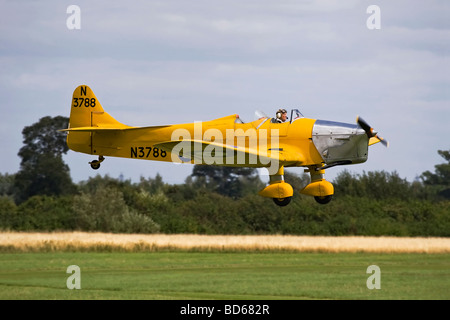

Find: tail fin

[66,85,128,154]
[68,85,125,129]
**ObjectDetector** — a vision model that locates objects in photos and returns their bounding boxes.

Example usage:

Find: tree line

[0,116,448,236]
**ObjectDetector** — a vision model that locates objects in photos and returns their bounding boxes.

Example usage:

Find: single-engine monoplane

[62,85,388,206]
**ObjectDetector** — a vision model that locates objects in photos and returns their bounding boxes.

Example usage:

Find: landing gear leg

[258,166,294,206]
[89,155,105,170]
[299,165,334,204]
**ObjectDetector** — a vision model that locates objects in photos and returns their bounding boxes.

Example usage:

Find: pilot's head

[276,108,288,122]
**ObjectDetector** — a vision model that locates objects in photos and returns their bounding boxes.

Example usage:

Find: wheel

[314,195,332,204]
[273,197,292,207]
[90,160,101,170]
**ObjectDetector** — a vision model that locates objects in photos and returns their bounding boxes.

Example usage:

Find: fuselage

[69,114,368,170]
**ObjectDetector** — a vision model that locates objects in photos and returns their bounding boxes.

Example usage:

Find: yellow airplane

[62,85,388,206]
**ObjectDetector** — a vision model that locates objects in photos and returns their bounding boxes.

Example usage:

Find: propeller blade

[357,116,388,147]
[376,135,389,147]
[356,116,374,138]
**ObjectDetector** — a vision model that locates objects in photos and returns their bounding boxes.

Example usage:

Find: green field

[0,251,448,300]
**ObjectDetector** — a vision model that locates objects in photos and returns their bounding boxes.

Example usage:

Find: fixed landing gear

[259,166,294,207]
[89,156,105,170]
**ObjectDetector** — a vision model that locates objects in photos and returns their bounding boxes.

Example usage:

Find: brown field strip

[1,232,449,253]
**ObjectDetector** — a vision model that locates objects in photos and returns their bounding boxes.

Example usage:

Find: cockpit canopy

[234,109,305,125]
[253,109,304,124]
[290,109,304,123]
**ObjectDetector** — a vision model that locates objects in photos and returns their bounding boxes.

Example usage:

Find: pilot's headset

[276,108,287,120]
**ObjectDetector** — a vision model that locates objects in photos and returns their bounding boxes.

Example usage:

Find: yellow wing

[154,139,304,166]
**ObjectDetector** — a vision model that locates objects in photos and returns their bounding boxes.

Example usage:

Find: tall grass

[1,232,449,253]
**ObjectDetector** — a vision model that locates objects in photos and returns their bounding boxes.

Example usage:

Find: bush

[1,169,448,237]
[15,195,75,231]
[177,192,247,234]
[0,196,17,230]
[73,187,160,234]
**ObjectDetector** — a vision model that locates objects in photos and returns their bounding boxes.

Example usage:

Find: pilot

[274,108,288,123]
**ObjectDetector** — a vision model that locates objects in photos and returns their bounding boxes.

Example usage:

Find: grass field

[0,232,449,300]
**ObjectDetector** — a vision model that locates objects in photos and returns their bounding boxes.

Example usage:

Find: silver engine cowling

[312,120,369,165]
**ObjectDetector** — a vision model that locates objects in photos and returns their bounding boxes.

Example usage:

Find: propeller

[357,116,389,147]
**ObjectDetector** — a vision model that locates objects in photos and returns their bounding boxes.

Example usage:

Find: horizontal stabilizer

[60,126,131,132]
[60,125,170,132]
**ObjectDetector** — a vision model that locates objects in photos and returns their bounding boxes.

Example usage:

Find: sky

[0,0,449,185]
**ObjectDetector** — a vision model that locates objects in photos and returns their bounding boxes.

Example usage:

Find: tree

[18,116,69,162]
[14,116,75,203]
[332,170,411,200]
[421,150,450,199]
